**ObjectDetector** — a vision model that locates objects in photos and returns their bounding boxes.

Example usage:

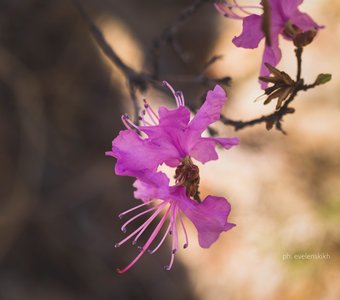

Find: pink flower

[215,0,322,89]
[107,82,238,273]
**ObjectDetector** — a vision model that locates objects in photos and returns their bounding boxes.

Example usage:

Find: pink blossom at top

[215,0,322,89]
[109,82,239,178]
[106,82,238,273]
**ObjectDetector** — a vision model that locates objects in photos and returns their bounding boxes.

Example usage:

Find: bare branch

[151,0,212,78]
[72,0,148,122]
[73,0,324,134]
[218,46,320,133]
[295,47,303,82]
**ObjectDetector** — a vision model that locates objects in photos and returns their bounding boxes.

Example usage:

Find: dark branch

[72,0,148,121]
[73,0,226,123]
[295,47,303,82]
[73,0,134,78]
[151,0,212,78]
[219,75,319,132]
[73,0,322,134]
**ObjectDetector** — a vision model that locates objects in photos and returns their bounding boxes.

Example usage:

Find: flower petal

[189,85,227,132]
[259,34,282,89]
[209,136,240,149]
[290,10,322,31]
[232,14,264,49]
[139,126,186,167]
[139,106,191,166]
[280,0,303,17]
[190,138,218,163]
[189,137,239,164]
[107,130,164,177]
[133,171,170,203]
[158,105,191,128]
[177,191,235,248]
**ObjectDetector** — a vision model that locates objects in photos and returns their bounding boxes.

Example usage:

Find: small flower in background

[106,82,239,273]
[215,0,322,89]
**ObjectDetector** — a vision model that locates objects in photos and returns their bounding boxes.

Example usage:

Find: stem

[295,47,303,82]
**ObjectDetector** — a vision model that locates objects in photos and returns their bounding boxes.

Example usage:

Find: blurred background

[0,0,339,299]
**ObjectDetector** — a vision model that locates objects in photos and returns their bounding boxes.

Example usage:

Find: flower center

[175,156,201,202]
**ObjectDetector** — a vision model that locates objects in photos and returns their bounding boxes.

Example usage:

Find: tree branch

[72,0,149,121]
[219,64,319,133]
[73,0,323,134]
[151,0,212,79]
[295,47,303,82]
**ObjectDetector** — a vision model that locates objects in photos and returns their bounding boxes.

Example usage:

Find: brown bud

[261,63,295,109]
[264,63,282,78]
[259,76,279,84]
[293,29,317,48]
[286,107,296,114]
[266,120,274,131]
[275,87,292,110]
[281,72,294,86]
[264,88,285,105]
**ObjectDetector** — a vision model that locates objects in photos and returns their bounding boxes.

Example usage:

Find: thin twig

[72,0,147,121]
[128,85,140,123]
[73,0,319,134]
[295,47,303,82]
[200,55,224,74]
[220,76,318,132]
[73,0,225,123]
[151,0,212,79]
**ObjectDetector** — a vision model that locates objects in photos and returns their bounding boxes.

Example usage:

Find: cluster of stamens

[114,194,189,273]
[122,81,185,131]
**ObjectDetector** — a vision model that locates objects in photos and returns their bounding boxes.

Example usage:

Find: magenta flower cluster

[215,0,322,88]
[107,0,322,274]
[107,82,239,273]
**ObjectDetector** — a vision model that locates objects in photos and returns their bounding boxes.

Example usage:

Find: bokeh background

[0,0,339,299]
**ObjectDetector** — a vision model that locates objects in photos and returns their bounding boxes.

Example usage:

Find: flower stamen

[215,1,262,20]
[139,110,152,126]
[121,203,163,233]
[143,99,159,125]
[175,91,185,106]
[118,199,158,219]
[165,206,178,271]
[132,203,167,245]
[121,114,140,131]
[115,202,166,248]
[148,221,172,254]
[162,81,185,107]
[117,205,171,274]
[178,210,189,248]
